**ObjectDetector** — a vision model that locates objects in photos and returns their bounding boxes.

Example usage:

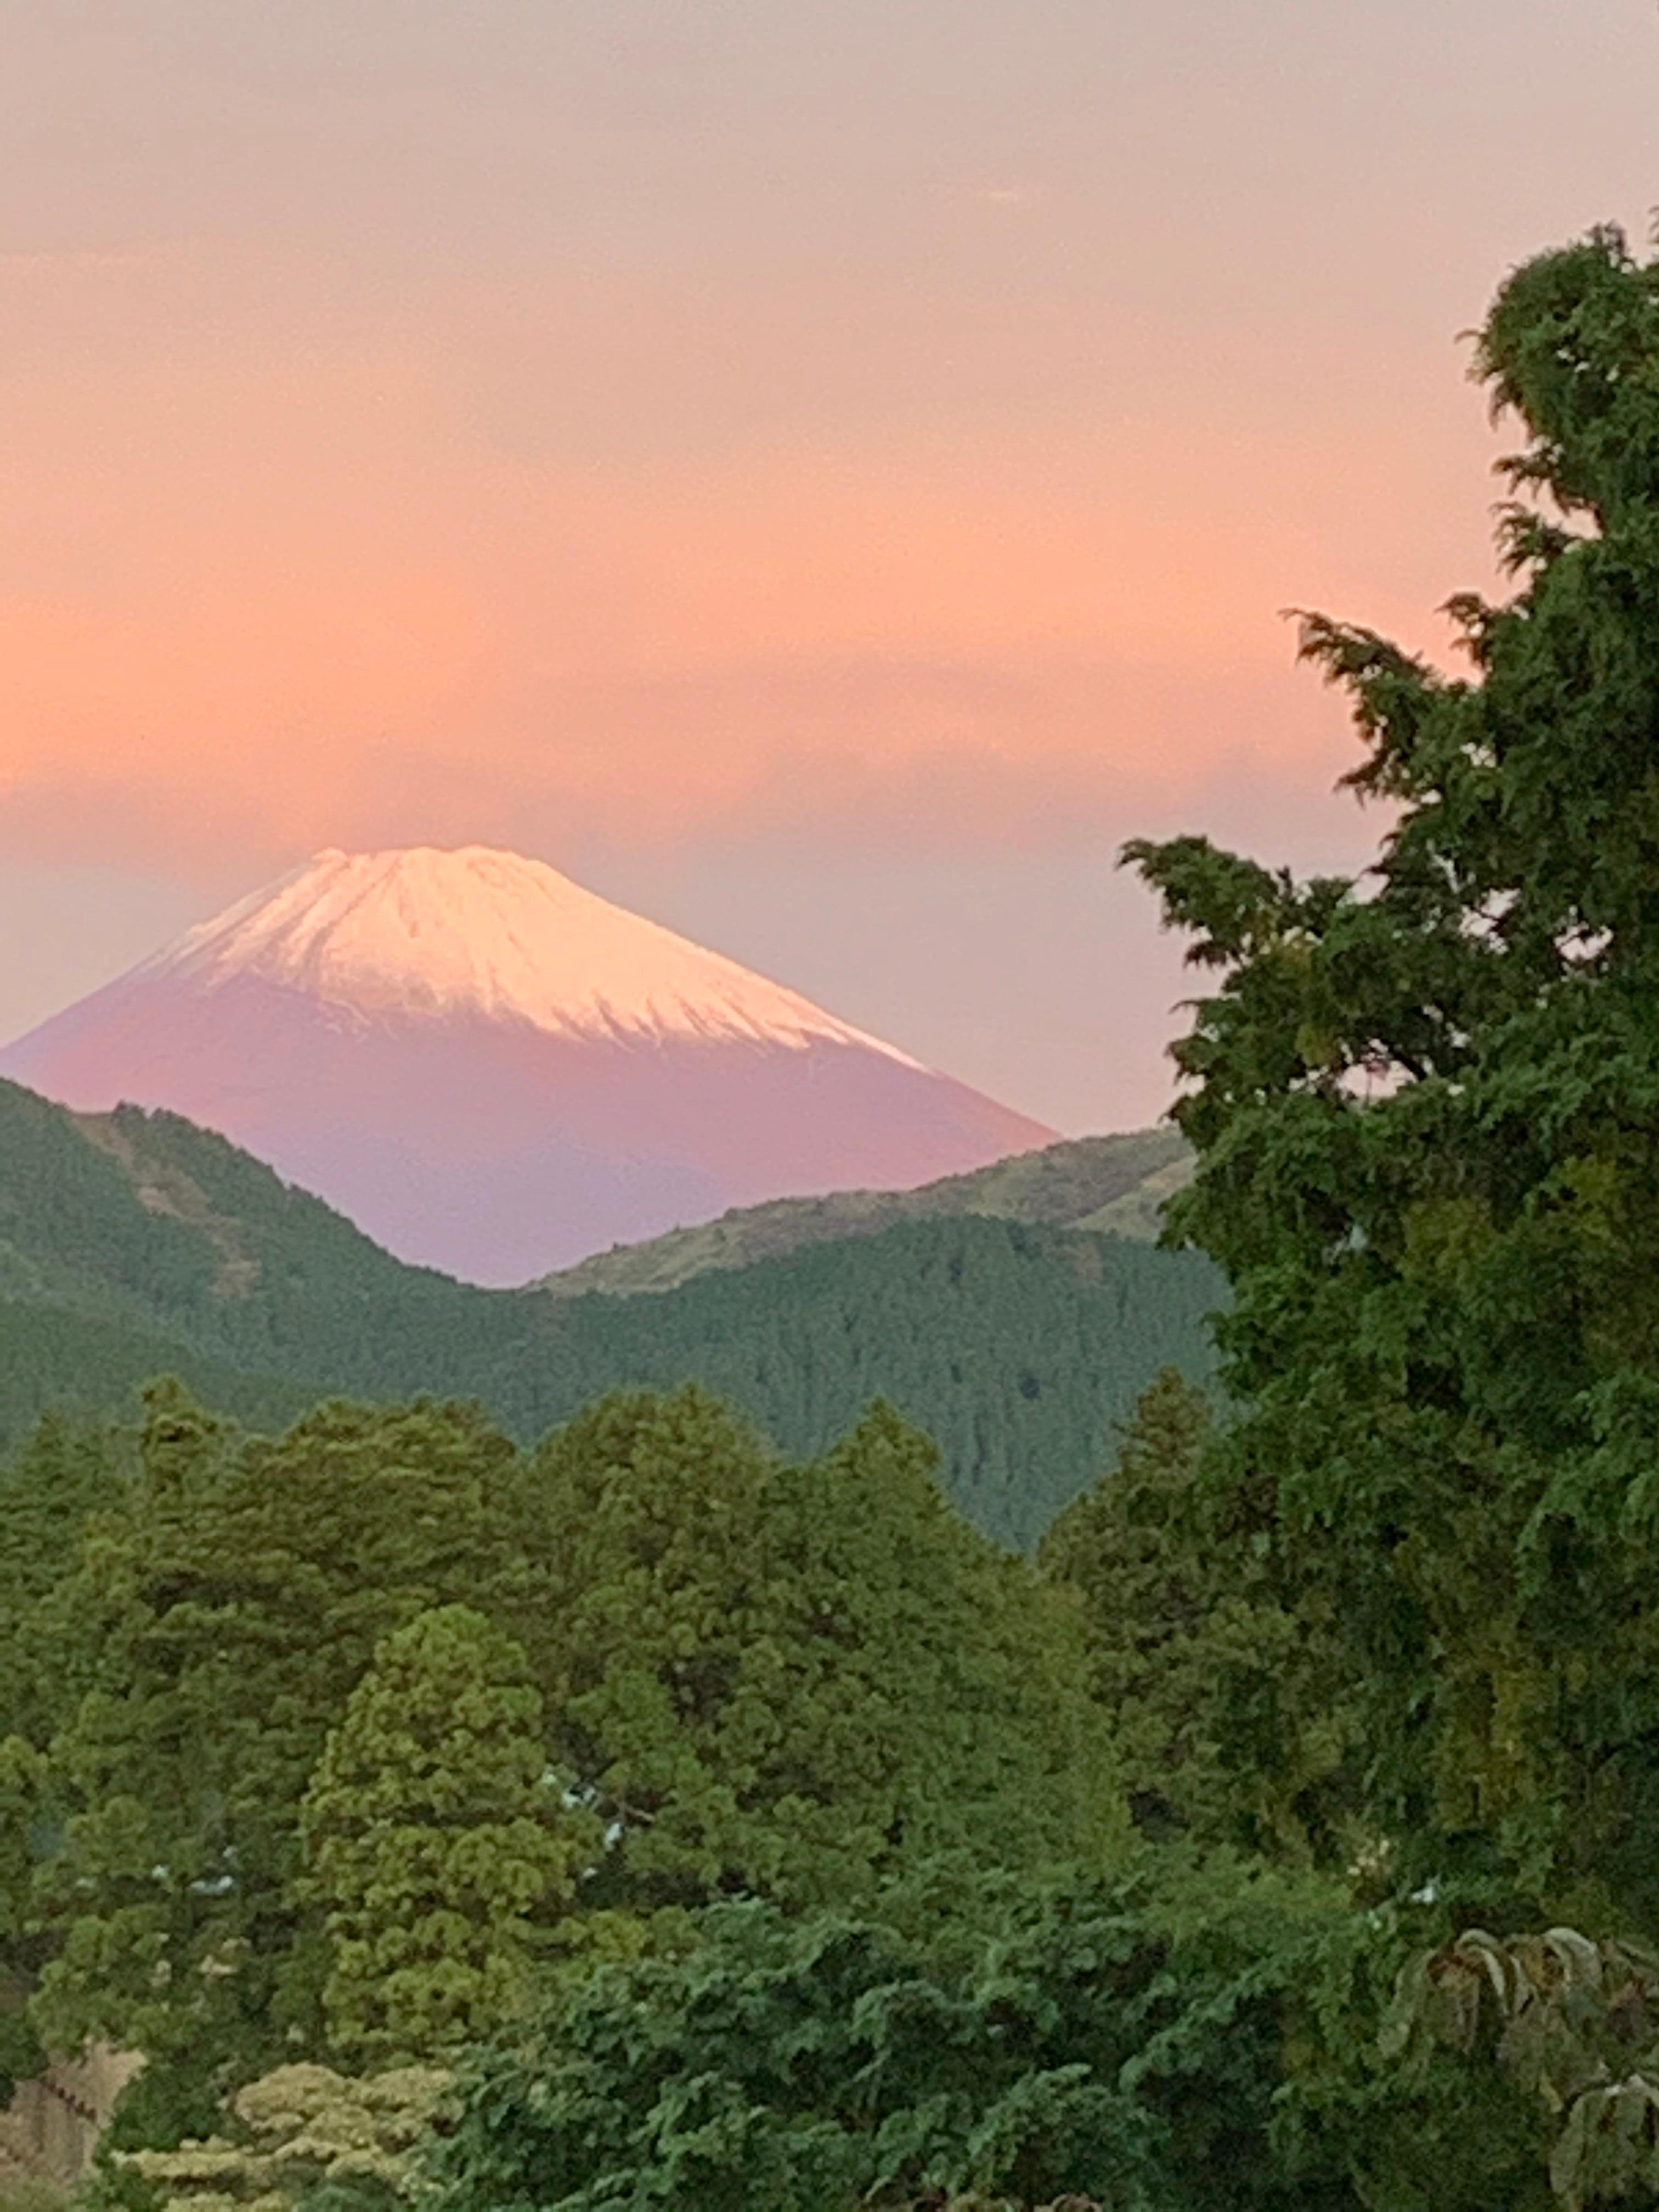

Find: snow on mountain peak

[137,845,922,1062]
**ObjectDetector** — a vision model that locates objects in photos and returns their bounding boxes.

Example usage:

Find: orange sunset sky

[4,2,1659,1130]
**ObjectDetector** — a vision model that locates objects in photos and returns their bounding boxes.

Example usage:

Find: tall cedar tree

[34,1383,516,2075]
[300,1606,588,2064]
[1039,1369,1357,1858]
[1125,224,1659,1927]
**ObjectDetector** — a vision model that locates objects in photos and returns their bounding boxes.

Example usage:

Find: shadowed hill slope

[538,1126,1192,1298]
[0,1079,1214,1545]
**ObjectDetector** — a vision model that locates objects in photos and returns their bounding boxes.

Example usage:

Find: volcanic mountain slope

[0,847,1056,1284]
[0,1078,1218,1547]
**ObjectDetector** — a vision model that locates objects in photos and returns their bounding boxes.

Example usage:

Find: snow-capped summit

[2,845,1054,1284]
[145,845,921,1062]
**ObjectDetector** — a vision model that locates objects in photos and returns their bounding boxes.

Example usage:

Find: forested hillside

[538,1123,1190,1296]
[0,1079,1216,1545]
[500,1216,1219,1545]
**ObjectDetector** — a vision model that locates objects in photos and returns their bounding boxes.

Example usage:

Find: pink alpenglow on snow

[0,847,1056,1284]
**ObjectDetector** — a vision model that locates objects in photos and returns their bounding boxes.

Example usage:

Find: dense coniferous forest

[14,223,1659,2211]
[0,1081,1218,1547]
[521,1217,1217,1544]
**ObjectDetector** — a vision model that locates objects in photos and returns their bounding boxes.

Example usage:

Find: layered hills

[0,1078,1215,1547]
[539,1125,1192,1297]
[0,847,1056,1284]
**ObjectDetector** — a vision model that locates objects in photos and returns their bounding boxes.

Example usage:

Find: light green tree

[300,1606,589,2066]
[120,2060,453,2212]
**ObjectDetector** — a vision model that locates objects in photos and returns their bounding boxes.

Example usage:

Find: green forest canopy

[1,1382,1123,2103]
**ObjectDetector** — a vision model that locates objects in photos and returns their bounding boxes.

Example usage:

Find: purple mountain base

[0,972,1054,1284]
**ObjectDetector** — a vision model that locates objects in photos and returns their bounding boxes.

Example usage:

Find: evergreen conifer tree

[1039,1370,1356,1857]
[300,1606,586,2066]
[514,1386,1124,1915]
[33,1386,519,2073]
[1124,223,1659,1922]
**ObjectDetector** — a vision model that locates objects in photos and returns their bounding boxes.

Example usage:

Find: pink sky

[4,2,1658,1130]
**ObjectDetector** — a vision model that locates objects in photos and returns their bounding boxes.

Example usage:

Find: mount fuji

[0,847,1057,1284]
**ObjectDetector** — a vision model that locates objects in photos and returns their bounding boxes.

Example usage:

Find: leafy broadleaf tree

[1125,224,1659,1927]
[428,1869,1376,2212]
[299,1606,589,2065]
[1383,1926,1659,2205]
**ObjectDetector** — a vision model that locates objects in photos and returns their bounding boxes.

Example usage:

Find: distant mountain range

[0,1078,1212,1547]
[0,846,1056,1284]
[538,1125,1192,1297]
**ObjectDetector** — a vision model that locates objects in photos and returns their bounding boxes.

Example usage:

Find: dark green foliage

[0,1415,131,1746]
[515,1219,1220,1549]
[0,1085,227,1318]
[99,2055,228,2164]
[1041,1372,1222,1837]
[0,1083,507,1436]
[429,1854,1590,2212]
[0,1074,1220,1546]
[1040,1371,1358,1860]
[513,1390,1123,1917]
[0,1736,47,2098]
[0,1737,44,1950]
[0,1299,308,1444]
[1124,224,1659,1931]
[428,1867,1377,2212]
[32,1384,518,2075]
[0,2000,45,2112]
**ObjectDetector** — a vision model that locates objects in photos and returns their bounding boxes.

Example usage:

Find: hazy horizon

[6,1,1659,1131]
